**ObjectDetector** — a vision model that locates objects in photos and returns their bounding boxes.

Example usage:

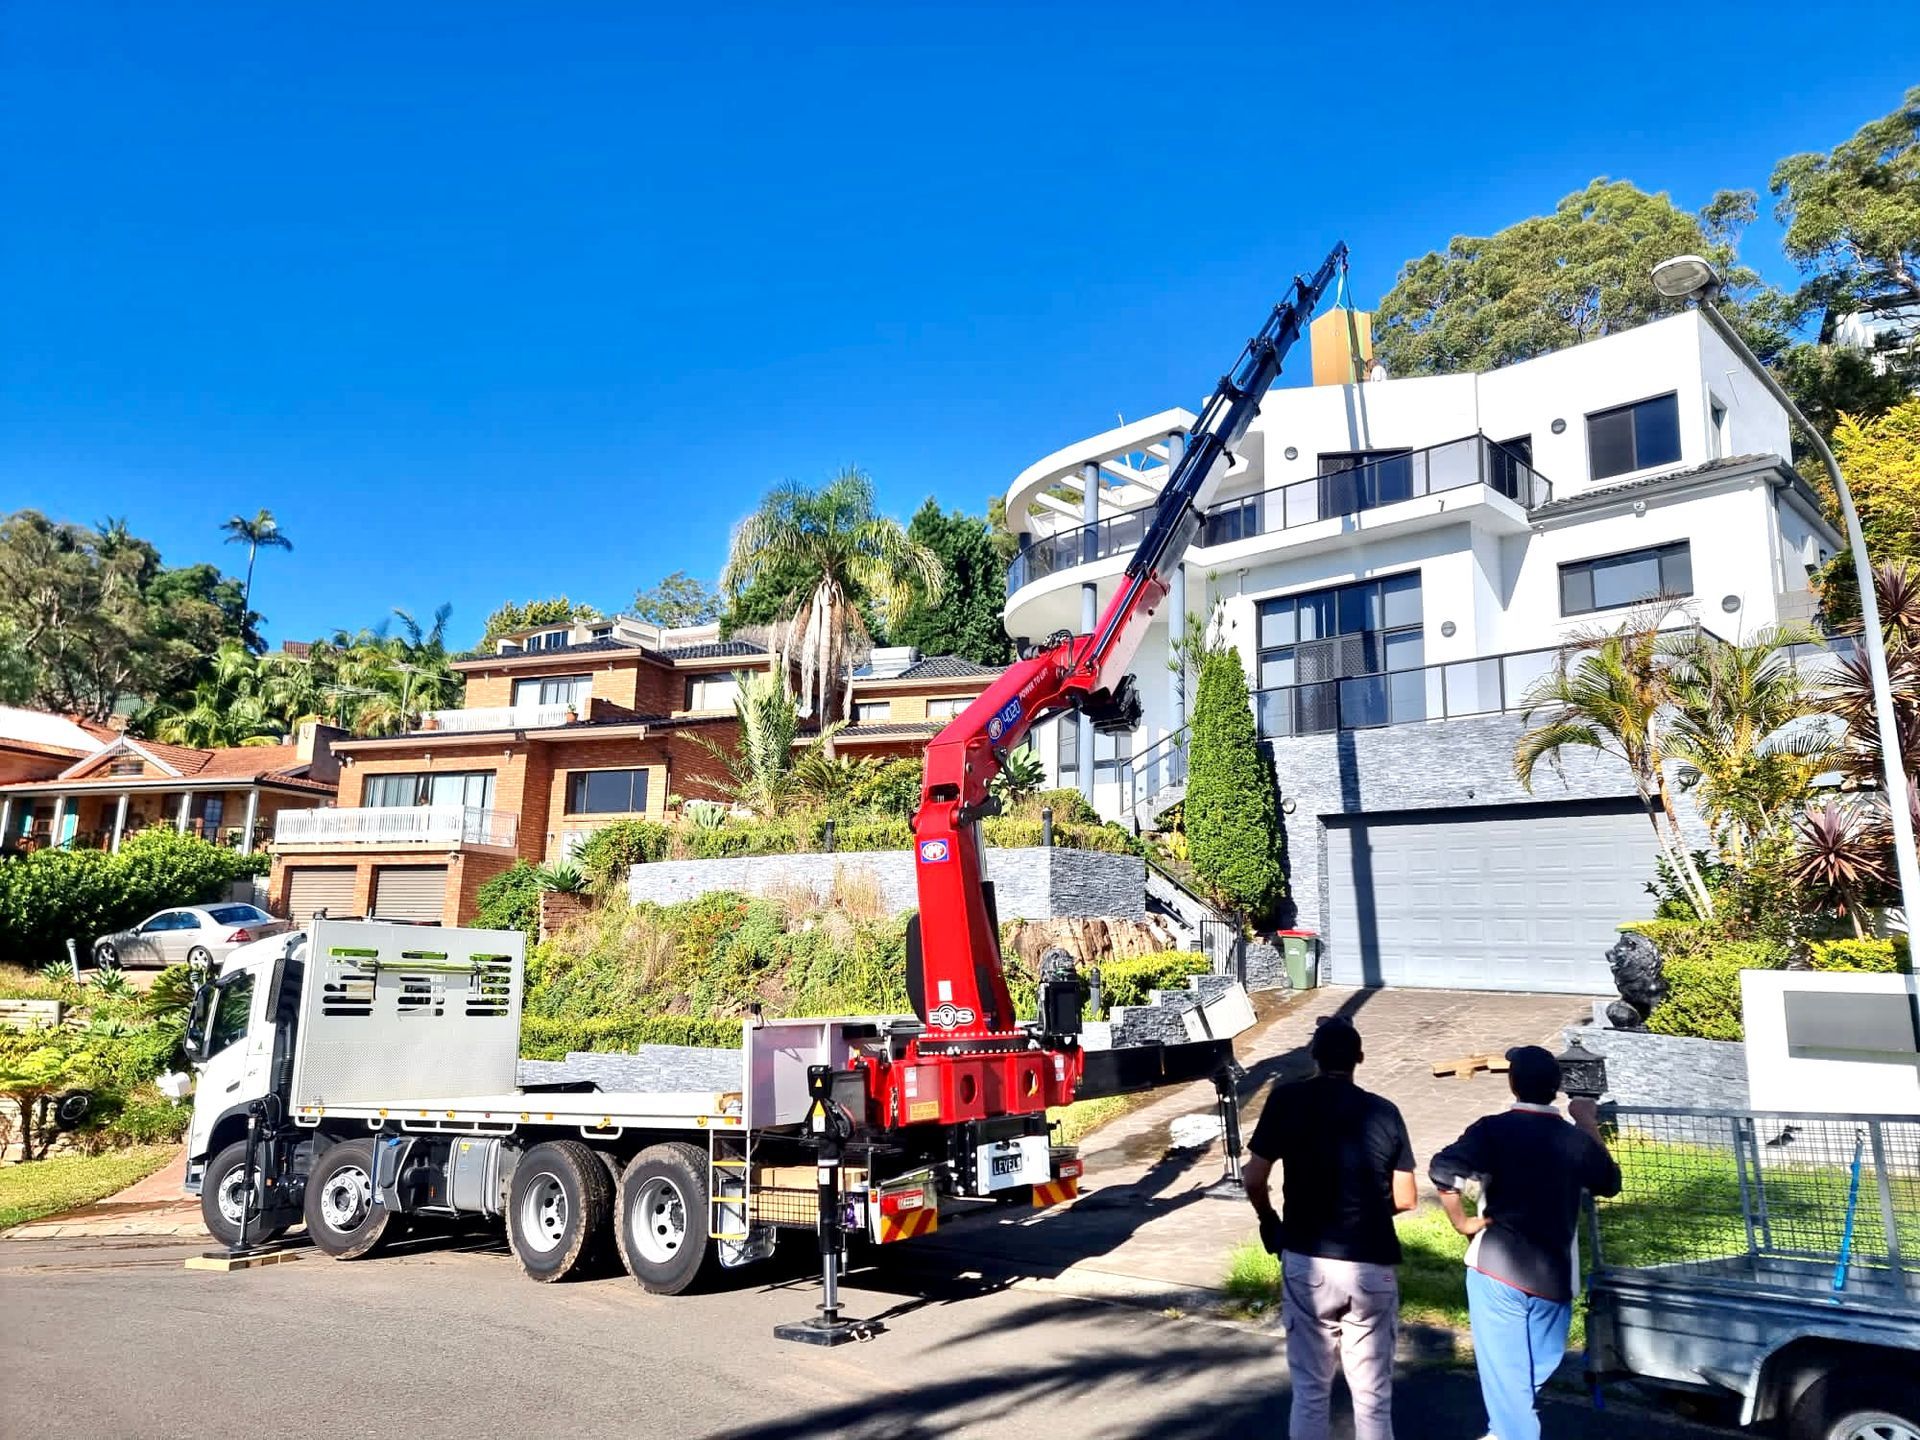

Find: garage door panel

[285,867,356,922]
[371,866,448,923]
[1327,803,1656,992]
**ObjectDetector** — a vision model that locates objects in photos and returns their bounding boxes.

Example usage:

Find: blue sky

[4,4,1915,647]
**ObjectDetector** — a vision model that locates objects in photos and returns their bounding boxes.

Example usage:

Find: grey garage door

[284,866,356,922]
[372,866,448,923]
[1325,801,1658,993]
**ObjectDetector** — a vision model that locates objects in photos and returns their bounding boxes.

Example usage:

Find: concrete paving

[919,985,1600,1301]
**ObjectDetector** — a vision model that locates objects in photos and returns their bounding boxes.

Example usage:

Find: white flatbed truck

[182,918,1248,1300]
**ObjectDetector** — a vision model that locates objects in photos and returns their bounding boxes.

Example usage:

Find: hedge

[1185,648,1285,923]
[0,830,268,967]
[474,862,541,937]
[1644,940,1787,1042]
[1099,951,1213,1013]
[1808,936,1911,974]
[520,1012,744,1060]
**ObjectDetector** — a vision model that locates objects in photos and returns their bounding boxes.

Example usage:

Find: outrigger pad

[773,1316,883,1347]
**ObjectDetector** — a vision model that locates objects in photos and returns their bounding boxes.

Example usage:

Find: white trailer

[182,919,1243,1298]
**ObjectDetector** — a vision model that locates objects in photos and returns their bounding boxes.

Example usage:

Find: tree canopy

[1815,395,1920,624]
[886,499,1013,667]
[477,596,599,649]
[632,570,720,628]
[1185,646,1286,924]
[1374,179,1769,377]
[0,511,255,721]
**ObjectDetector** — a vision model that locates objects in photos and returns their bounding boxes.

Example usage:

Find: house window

[853,701,892,722]
[1488,435,1534,502]
[1317,449,1415,514]
[1586,393,1681,481]
[925,697,966,720]
[110,759,143,776]
[1057,719,1079,780]
[1256,572,1424,735]
[1709,399,1729,459]
[513,675,590,709]
[685,674,742,711]
[363,771,497,810]
[589,625,613,640]
[1093,729,1130,780]
[1559,542,1693,616]
[1200,494,1262,546]
[566,768,649,815]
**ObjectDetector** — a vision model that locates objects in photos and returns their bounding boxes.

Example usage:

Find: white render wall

[1005,311,1837,817]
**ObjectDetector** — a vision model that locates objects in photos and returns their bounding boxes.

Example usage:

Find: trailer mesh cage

[749,1186,820,1229]
[1591,1107,1920,1310]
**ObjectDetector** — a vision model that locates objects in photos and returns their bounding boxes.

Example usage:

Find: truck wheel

[615,1141,716,1296]
[200,1140,288,1250]
[507,1140,612,1282]
[302,1138,393,1259]
[1793,1372,1920,1440]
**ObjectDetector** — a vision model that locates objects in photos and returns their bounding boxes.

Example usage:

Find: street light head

[1652,254,1722,301]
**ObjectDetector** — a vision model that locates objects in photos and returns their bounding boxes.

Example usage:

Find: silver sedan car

[93,903,291,970]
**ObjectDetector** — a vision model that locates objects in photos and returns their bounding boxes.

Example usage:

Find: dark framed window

[1057,719,1079,779]
[1200,494,1262,546]
[1317,449,1414,513]
[1559,542,1693,616]
[1586,393,1681,481]
[566,768,649,815]
[1256,573,1423,735]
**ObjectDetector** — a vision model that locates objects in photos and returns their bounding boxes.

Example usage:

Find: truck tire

[507,1140,612,1282]
[201,1139,288,1250]
[302,1138,393,1260]
[615,1141,716,1296]
[1792,1371,1920,1440]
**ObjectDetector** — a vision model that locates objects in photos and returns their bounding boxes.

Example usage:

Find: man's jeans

[1464,1266,1572,1440]
[1280,1250,1399,1440]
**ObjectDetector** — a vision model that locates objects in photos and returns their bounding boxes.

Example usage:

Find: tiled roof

[897,655,1002,680]
[828,720,945,741]
[658,640,768,661]
[8,735,334,793]
[1529,454,1783,516]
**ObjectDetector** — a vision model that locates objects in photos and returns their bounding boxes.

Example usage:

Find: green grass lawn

[1048,1092,1153,1148]
[0,1145,177,1230]
[1223,1207,1487,1335]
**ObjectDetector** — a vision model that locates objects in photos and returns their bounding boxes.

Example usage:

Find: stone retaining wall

[1563,1020,1750,1109]
[626,846,1145,923]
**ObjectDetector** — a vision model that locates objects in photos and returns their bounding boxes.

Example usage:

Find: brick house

[267,615,1002,925]
[0,719,342,856]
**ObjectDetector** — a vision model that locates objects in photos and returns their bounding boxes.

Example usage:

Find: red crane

[849,244,1350,1129]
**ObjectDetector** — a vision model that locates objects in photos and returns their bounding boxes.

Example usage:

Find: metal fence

[1592,1106,1920,1309]
[1195,918,1246,985]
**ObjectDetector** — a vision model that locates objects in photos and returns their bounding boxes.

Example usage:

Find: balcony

[419,703,574,734]
[1255,643,1564,738]
[274,805,519,850]
[1007,433,1551,598]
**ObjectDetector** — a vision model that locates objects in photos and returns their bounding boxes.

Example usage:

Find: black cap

[1505,1045,1562,1103]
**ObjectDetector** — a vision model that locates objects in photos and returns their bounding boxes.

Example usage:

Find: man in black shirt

[1430,1045,1622,1440]
[1244,1016,1417,1440]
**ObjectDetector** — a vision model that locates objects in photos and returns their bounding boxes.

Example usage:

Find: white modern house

[1003,309,1843,994]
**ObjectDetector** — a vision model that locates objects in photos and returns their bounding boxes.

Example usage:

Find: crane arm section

[905,243,1348,1044]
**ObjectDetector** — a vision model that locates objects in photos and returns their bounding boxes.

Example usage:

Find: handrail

[1007,432,1553,597]
[1118,725,1190,820]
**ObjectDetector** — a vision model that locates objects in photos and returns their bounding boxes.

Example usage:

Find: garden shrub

[1098,951,1212,1013]
[474,862,541,937]
[1185,648,1286,923]
[1808,936,1911,974]
[1644,941,1788,1042]
[848,757,925,820]
[1032,789,1100,826]
[823,817,913,852]
[0,830,267,967]
[574,820,673,888]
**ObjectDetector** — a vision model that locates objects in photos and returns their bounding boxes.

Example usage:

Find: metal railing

[1007,433,1551,596]
[1591,1106,1918,1308]
[1254,641,1564,739]
[1119,726,1190,820]
[274,805,519,850]
[419,703,574,734]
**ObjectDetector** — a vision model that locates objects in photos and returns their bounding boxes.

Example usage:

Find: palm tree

[220,509,294,614]
[692,670,841,818]
[150,643,283,747]
[721,469,943,724]
[1662,623,1831,862]
[1513,603,1715,918]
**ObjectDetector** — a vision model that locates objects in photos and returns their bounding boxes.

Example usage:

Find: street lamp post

[1649,255,1918,932]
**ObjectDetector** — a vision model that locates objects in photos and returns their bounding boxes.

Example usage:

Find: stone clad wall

[1563,1019,1750,1109]
[626,846,1145,922]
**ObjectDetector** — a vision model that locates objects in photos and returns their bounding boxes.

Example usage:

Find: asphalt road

[0,1231,1733,1440]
